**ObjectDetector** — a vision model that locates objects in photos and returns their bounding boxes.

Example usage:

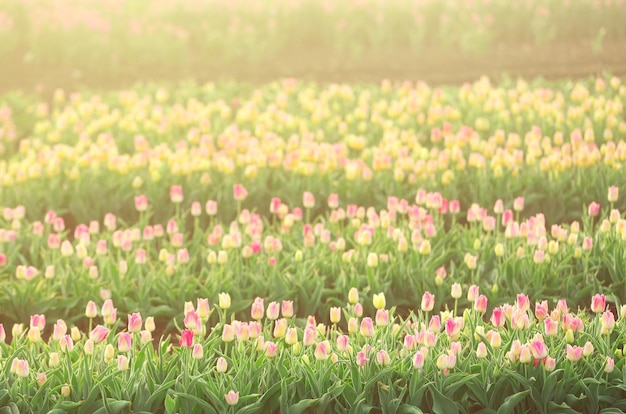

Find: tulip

[356,351,369,367]
[591,294,606,313]
[421,292,435,312]
[37,372,47,386]
[266,301,280,320]
[118,333,132,353]
[330,307,341,324]
[285,328,298,345]
[360,317,375,337]
[544,356,556,372]
[474,295,488,313]
[281,300,294,318]
[233,184,248,201]
[117,355,129,371]
[15,359,29,378]
[89,325,110,343]
[213,293,230,311]
[168,185,183,203]
[273,319,287,338]
[467,285,479,302]
[225,390,239,406]
[196,299,210,321]
[348,288,359,304]
[373,293,386,310]
[179,329,194,347]
[216,357,228,373]
[128,313,142,333]
[192,344,204,360]
[451,283,462,300]
[566,345,583,362]
[375,309,389,326]
[376,350,391,366]
[251,298,264,320]
[85,301,98,319]
[264,341,277,358]
[516,294,530,311]
[315,341,330,361]
[145,317,155,332]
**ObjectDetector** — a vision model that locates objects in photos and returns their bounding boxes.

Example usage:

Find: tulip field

[1,75,626,413]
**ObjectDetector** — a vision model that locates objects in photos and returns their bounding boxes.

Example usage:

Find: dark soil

[1,40,626,94]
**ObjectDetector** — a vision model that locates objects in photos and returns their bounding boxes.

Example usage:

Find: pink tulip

[474,295,488,313]
[360,317,375,337]
[128,313,142,333]
[251,298,264,320]
[315,341,330,361]
[375,309,389,326]
[413,350,425,369]
[233,184,248,201]
[205,200,218,216]
[89,325,109,343]
[530,339,548,359]
[421,292,435,312]
[264,341,277,358]
[281,301,294,318]
[224,390,239,406]
[591,294,606,313]
[356,350,369,367]
[179,329,194,348]
[587,202,600,217]
[327,194,339,209]
[170,185,183,203]
[134,195,148,212]
[516,294,530,311]
[544,318,558,337]
[266,301,280,320]
[196,298,210,321]
[376,350,391,366]
[118,332,132,353]
[566,344,583,362]
[534,301,548,321]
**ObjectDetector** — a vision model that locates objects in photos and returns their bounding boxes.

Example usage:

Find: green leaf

[94,399,131,414]
[546,401,579,414]
[397,404,424,414]
[164,394,176,414]
[430,388,459,414]
[496,390,530,414]
[77,385,102,414]
[541,369,563,407]
[144,379,177,409]
[600,409,626,414]
[0,390,10,407]
[288,398,318,414]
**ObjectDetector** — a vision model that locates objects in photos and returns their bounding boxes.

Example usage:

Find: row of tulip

[1,76,625,224]
[1,0,624,73]
[1,289,625,413]
[0,183,624,328]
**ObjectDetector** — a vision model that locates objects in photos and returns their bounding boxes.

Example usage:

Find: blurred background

[1,0,625,92]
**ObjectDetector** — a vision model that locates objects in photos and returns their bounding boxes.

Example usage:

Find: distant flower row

[0,77,624,224]
[0,0,625,70]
